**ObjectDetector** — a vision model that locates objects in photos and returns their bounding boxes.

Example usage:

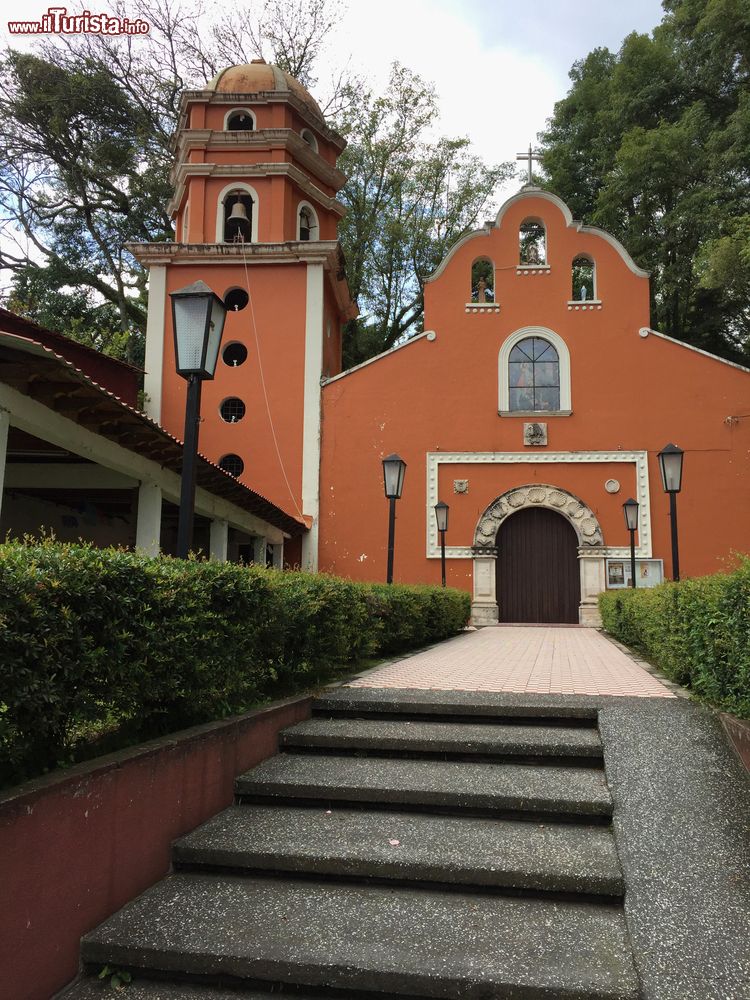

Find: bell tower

[131,60,356,569]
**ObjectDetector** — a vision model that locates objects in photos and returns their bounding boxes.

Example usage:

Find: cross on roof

[517,144,541,185]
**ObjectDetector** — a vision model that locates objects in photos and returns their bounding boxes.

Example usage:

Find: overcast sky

[329,0,666,186]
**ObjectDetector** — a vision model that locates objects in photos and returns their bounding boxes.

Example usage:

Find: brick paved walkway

[348,627,675,698]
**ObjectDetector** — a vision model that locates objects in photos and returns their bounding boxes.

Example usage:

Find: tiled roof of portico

[0,331,306,537]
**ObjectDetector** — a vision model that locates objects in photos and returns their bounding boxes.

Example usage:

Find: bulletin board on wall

[606,558,664,589]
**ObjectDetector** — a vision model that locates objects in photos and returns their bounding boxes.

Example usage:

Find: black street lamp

[622,497,639,589]
[382,453,406,584]
[434,500,449,587]
[170,280,227,558]
[657,443,684,582]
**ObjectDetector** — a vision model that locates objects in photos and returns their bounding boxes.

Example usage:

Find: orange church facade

[135,63,750,625]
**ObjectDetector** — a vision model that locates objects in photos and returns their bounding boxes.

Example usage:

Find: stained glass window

[508,337,560,411]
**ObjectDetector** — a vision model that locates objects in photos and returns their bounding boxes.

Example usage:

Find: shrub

[599,558,750,718]
[0,539,470,787]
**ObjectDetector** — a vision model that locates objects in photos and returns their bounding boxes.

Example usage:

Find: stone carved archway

[471,484,605,626]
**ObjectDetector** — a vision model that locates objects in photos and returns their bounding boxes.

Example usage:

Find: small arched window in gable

[508,337,560,412]
[471,258,494,302]
[572,254,595,301]
[226,109,255,131]
[298,204,319,241]
[301,128,318,152]
[223,190,253,243]
[519,218,547,265]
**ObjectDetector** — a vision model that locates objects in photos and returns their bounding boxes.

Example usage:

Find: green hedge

[599,559,750,718]
[0,540,470,786]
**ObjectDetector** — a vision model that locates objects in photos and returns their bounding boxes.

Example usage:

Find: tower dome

[207,59,323,120]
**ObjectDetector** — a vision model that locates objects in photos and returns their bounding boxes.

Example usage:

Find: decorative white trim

[465,303,500,314]
[496,189,649,277]
[424,188,649,285]
[425,450,652,559]
[223,107,257,131]
[474,484,604,548]
[516,264,550,275]
[297,200,320,241]
[568,301,602,311]
[498,326,571,414]
[214,181,260,243]
[639,327,750,374]
[321,331,437,385]
[143,264,166,423]
[301,263,324,571]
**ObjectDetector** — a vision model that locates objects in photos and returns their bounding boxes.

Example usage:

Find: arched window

[471,258,494,302]
[498,327,571,414]
[297,203,319,241]
[508,337,560,411]
[301,128,318,152]
[572,254,595,301]
[222,189,253,243]
[225,108,255,131]
[519,218,547,265]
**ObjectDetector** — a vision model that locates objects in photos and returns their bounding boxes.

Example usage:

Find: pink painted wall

[0,696,311,1000]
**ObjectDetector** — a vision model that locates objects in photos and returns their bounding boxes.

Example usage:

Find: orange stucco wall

[160,262,308,512]
[319,193,750,591]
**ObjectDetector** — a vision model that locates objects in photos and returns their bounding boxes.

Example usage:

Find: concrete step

[63,980,309,1000]
[173,803,624,896]
[80,873,639,999]
[235,753,613,819]
[281,717,604,761]
[313,689,599,725]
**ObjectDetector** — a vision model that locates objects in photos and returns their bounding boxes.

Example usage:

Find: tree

[540,1,750,361]
[338,64,512,365]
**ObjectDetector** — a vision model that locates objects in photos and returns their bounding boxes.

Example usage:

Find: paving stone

[173,803,624,895]
[81,873,639,999]
[281,717,604,759]
[235,753,613,818]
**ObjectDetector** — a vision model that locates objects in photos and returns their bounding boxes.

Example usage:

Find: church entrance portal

[496,507,580,623]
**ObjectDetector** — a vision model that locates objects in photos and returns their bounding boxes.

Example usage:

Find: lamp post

[622,497,639,589]
[382,453,406,584]
[657,443,684,582]
[170,280,227,558]
[434,500,449,587]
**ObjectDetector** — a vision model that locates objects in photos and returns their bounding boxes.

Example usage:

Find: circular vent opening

[224,287,249,311]
[222,342,248,367]
[220,397,246,423]
[219,453,244,477]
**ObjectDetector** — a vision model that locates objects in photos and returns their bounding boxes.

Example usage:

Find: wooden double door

[496,507,581,624]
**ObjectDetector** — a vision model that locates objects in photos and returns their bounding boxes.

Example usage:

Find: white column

[271,542,283,569]
[253,535,268,566]
[143,265,166,422]
[579,550,606,627]
[301,262,324,572]
[471,547,499,626]
[209,519,229,562]
[0,409,9,522]
[135,481,162,557]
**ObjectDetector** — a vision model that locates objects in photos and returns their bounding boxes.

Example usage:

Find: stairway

[65,689,640,999]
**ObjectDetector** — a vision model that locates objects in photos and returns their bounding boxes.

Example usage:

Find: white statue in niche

[580,284,588,301]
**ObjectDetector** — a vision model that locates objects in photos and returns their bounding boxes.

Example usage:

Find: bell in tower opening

[224,191,253,243]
